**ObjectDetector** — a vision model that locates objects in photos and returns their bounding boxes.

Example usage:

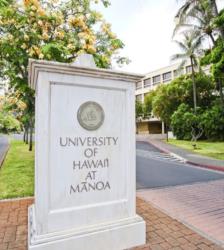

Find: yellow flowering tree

[0,0,126,150]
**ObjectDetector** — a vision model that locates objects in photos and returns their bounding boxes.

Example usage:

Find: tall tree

[0,0,126,150]
[174,1,216,45]
[171,30,202,112]
[175,0,224,39]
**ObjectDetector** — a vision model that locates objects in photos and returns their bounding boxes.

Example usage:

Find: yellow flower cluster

[52,12,64,25]
[101,22,116,39]
[69,16,87,30]
[42,32,49,40]
[92,11,103,21]
[77,29,97,54]
[24,0,40,8]
[21,43,27,49]
[1,93,27,113]
[101,22,111,33]
[78,31,96,44]
[24,34,29,41]
[54,29,65,39]
[28,45,43,59]
[17,100,27,111]
[83,44,96,54]
[23,0,46,16]
[7,34,14,41]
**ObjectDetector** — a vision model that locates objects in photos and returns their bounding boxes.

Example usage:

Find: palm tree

[175,1,224,107]
[174,2,216,45]
[175,0,224,39]
[171,30,202,113]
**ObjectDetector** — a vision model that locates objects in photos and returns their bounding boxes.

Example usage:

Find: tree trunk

[25,128,29,144]
[218,79,224,108]
[190,57,197,113]
[23,129,26,143]
[29,125,33,151]
[209,33,215,46]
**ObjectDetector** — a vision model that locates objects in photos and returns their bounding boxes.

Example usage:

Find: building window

[162,72,172,82]
[136,94,142,102]
[136,81,142,90]
[174,69,184,78]
[186,65,193,74]
[173,70,178,78]
[144,78,151,88]
[152,75,161,85]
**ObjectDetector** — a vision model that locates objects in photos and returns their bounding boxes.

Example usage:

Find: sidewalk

[0,135,9,167]
[138,179,224,248]
[136,135,224,172]
[0,197,223,250]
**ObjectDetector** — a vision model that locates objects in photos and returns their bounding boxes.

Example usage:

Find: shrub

[0,112,21,134]
[171,104,202,140]
[201,104,224,141]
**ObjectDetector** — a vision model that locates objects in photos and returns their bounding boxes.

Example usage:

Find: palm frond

[173,40,187,52]
[171,53,187,62]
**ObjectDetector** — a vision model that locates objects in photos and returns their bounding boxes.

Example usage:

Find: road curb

[0,138,10,168]
[137,138,224,173]
[186,160,224,173]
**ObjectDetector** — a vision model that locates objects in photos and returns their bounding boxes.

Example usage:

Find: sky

[95,0,224,74]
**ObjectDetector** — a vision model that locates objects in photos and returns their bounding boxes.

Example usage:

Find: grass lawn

[0,139,34,199]
[168,139,224,160]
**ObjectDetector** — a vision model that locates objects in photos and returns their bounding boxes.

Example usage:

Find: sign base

[28,205,146,250]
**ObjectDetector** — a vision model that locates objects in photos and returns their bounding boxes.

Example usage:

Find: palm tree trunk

[190,57,197,113]
[209,33,215,46]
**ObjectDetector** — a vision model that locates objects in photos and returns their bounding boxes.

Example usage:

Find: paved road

[0,135,9,166]
[136,141,224,189]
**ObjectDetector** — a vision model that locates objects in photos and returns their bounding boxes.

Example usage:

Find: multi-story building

[135,63,210,134]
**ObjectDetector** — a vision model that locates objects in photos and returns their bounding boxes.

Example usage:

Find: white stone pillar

[28,55,146,250]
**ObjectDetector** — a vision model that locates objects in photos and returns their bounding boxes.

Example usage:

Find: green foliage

[135,100,144,118]
[171,104,200,140]
[150,73,214,125]
[174,0,224,106]
[0,113,21,134]
[169,0,224,140]
[152,83,180,125]
[144,90,156,114]
[171,101,224,141]
[0,0,126,144]
[201,103,224,140]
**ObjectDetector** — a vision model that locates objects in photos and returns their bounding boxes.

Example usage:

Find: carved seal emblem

[77,101,105,131]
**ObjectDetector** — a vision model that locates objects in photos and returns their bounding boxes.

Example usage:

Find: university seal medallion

[77,101,105,131]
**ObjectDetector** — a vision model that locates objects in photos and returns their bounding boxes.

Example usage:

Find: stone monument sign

[28,54,146,250]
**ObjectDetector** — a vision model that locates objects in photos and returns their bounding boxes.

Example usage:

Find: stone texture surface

[0,197,223,250]
[29,59,145,249]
